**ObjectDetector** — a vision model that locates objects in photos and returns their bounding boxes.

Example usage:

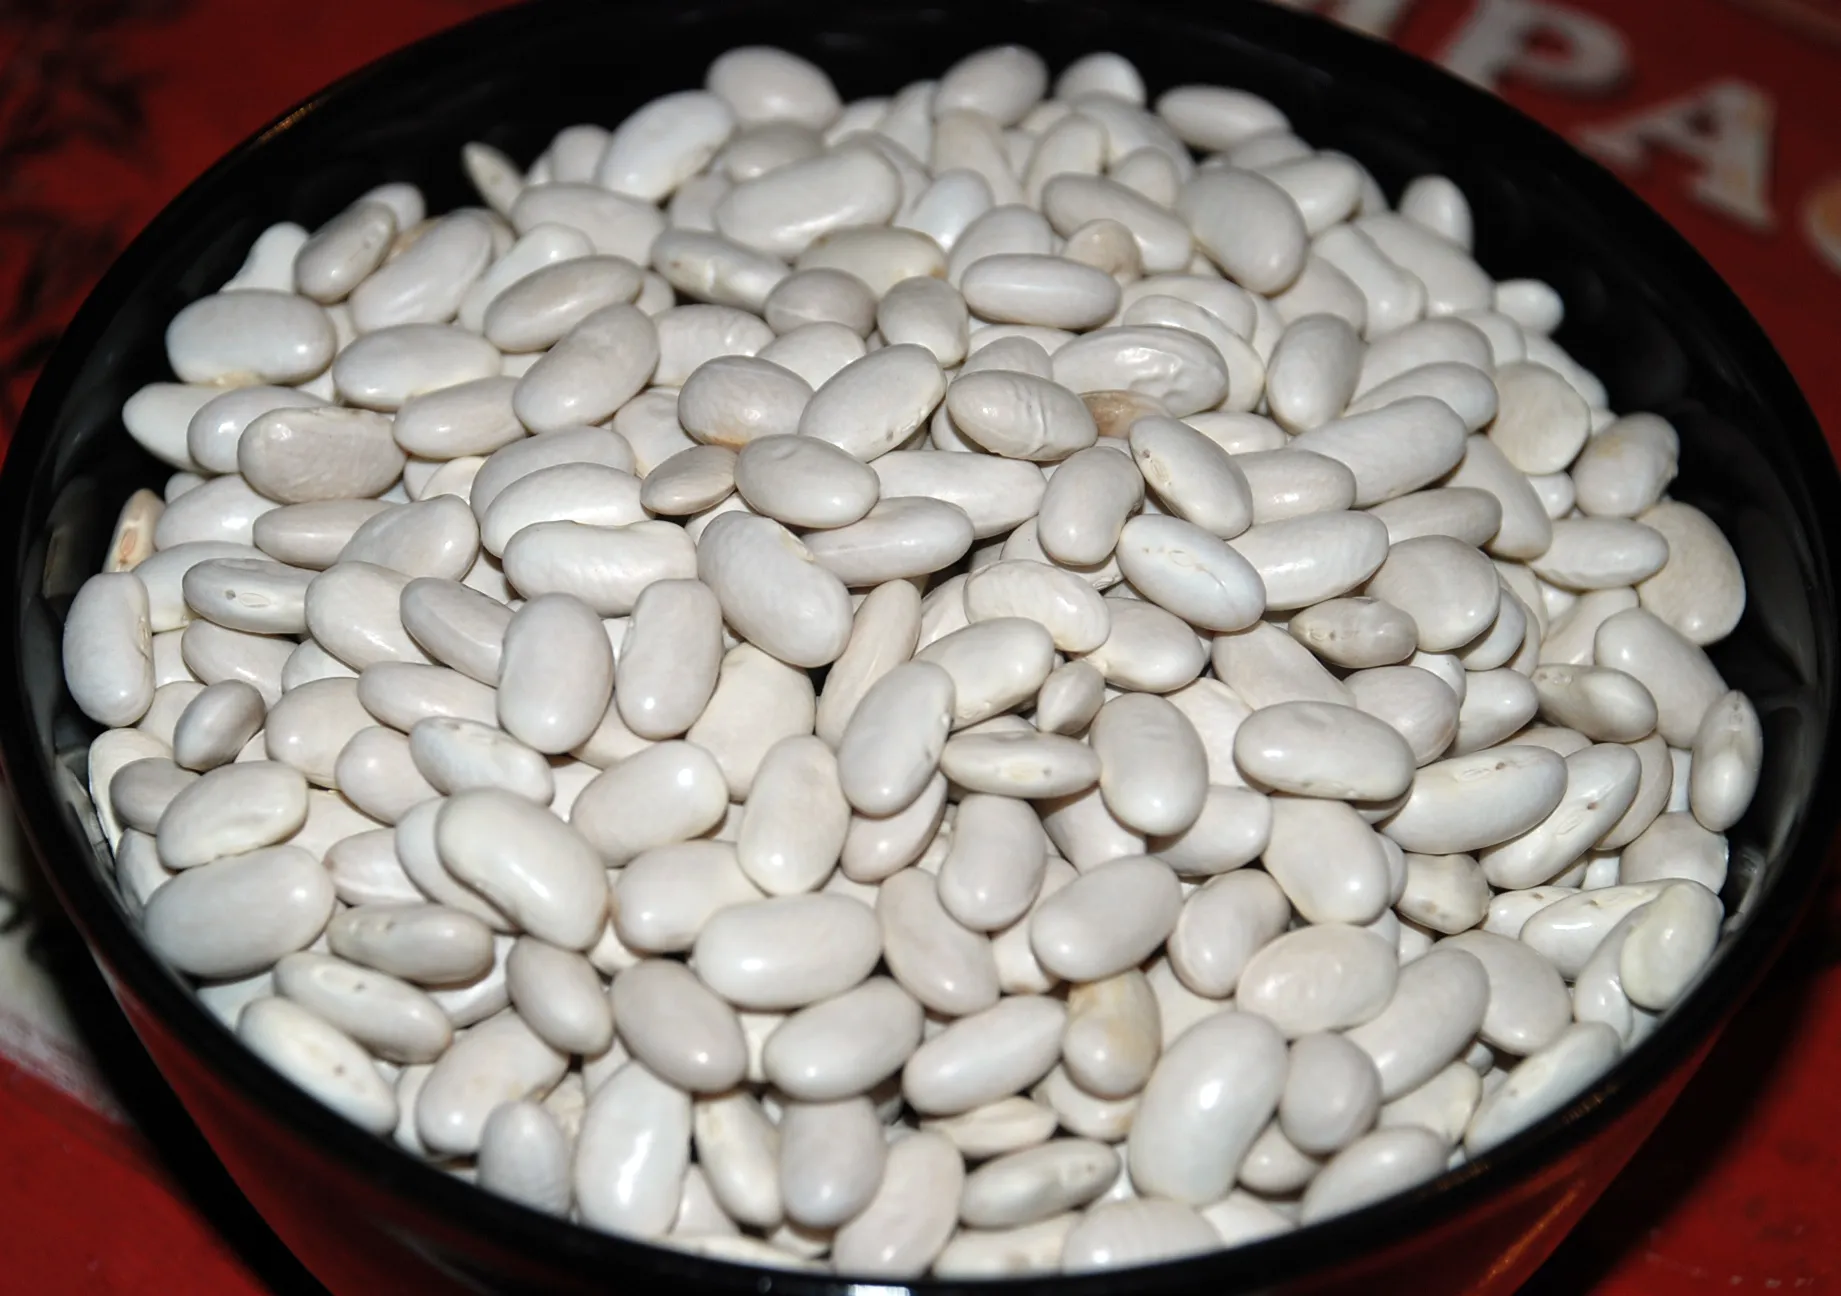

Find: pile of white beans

[59,39,1764,1278]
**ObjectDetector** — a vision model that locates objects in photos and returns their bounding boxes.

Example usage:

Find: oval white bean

[142,845,333,978]
[694,894,880,1010]
[1299,1126,1446,1224]
[437,790,606,948]
[1030,856,1182,983]
[574,1059,691,1237]
[1236,924,1397,1037]
[238,997,396,1134]
[1128,1010,1287,1203]
[961,1143,1114,1233]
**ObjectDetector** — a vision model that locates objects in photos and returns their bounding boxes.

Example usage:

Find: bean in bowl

[62,37,1759,1280]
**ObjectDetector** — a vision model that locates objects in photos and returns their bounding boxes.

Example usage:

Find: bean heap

[61,41,1763,1278]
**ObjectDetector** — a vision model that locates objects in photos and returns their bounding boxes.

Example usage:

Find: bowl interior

[2,0,1838,1291]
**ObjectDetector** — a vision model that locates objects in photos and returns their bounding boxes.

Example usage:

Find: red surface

[0,0,1838,1291]
[0,1056,261,1293]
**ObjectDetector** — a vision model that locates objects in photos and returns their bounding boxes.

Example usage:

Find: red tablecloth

[0,1,1837,1291]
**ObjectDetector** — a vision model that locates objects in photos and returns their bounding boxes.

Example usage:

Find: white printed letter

[1804,174,1841,276]
[1440,0,1629,95]
[1578,80,1777,231]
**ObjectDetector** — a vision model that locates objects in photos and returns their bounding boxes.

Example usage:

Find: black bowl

[3,1,1837,1292]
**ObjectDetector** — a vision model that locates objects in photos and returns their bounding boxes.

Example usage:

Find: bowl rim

[3,0,1840,1290]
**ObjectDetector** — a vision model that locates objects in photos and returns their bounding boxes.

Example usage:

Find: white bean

[903,994,1066,1115]
[1357,213,1490,315]
[937,792,1050,929]
[1060,969,1161,1100]
[462,226,599,335]
[512,304,657,432]
[836,660,955,815]
[962,254,1121,330]
[1226,511,1389,611]
[1088,692,1208,833]
[797,225,946,295]
[1177,169,1307,294]
[1156,86,1286,152]
[804,497,975,586]
[962,1140,1117,1231]
[1571,412,1677,520]
[571,739,728,864]
[697,511,853,667]
[688,1091,780,1229]
[733,734,846,894]
[615,840,761,953]
[1634,499,1744,645]
[1594,608,1727,746]
[907,1083,1031,1162]
[64,573,156,726]
[1443,433,1552,560]
[589,89,734,201]
[764,977,923,1101]
[142,844,333,978]
[1344,947,1489,1099]
[1479,743,1641,889]
[1051,325,1228,417]
[171,680,264,772]
[1236,923,1396,1037]
[436,790,606,948]
[1689,689,1762,832]
[688,643,816,798]
[238,997,396,1134]
[778,1094,888,1230]
[831,1129,961,1277]
[694,894,880,1010]
[762,269,875,337]
[611,958,746,1092]
[1128,1010,1286,1203]
[878,867,1000,1017]
[1265,314,1360,432]
[331,324,500,412]
[327,901,494,984]
[1381,746,1566,855]
[917,618,1056,728]
[350,212,493,332]
[296,201,397,303]
[156,760,309,869]
[1531,664,1658,743]
[798,343,946,462]
[166,290,336,386]
[1281,1031,1381,1156]
[274,951,451,1063]
[1115,515,1266,633]
[842,772,949,884]
[1261,797,1393,925]
[1299,1126,1446,1224]
[1464,1022,1620,1154]
[1309,224,1421,338]
[876,276,970,366]
[492,593,612,753]
[945,369,1099,463]
[574,1060,691,1237]
[1031,856,1181,982]
[478,1101,572,1216]
[1619,880,1723,1010]
[505,937,613,1055]
[1441,930,1571,1055]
